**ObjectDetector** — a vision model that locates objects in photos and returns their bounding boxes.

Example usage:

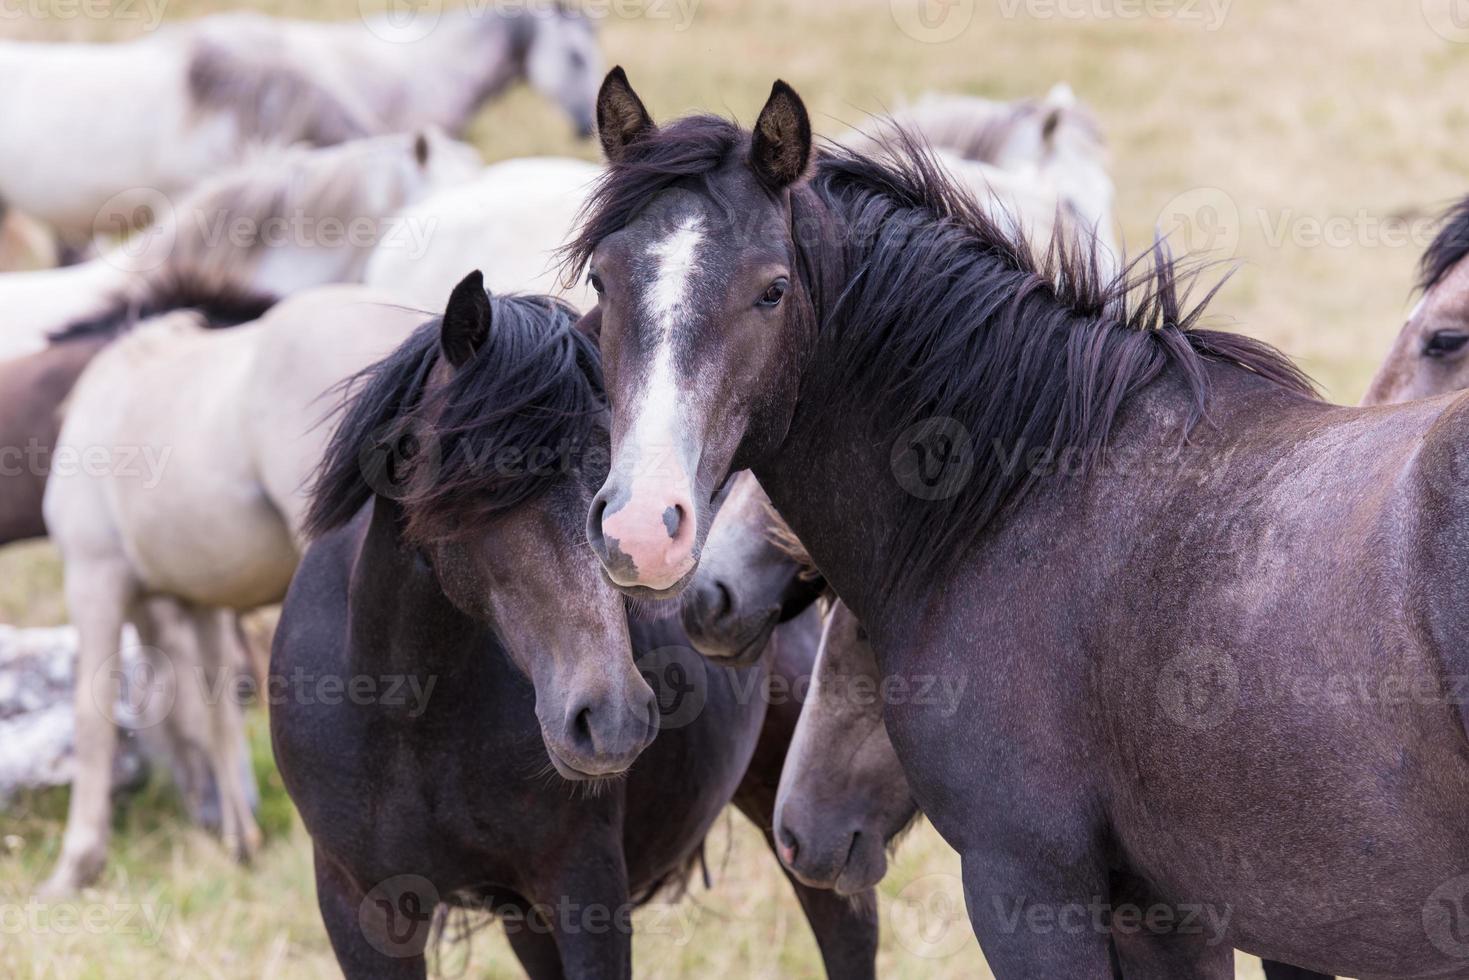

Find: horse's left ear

[750,80,812,192]
[442,270,492,368]
[597,67,656,164]
[413,131,430,168]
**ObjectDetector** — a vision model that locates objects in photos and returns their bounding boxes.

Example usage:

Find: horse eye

[758,278,789,308]
[1424,330,1469,358]
[587,271,604,295]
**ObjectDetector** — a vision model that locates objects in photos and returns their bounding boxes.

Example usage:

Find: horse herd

[3,13,1469,980]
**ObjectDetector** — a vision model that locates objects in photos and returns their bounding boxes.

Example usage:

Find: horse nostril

[714,581,733,621]
[663,502,686,540]
[572,706,594,748]
[586,496,609,553]
[776,824,799,865]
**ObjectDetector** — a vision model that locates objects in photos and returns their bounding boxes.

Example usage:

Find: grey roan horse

[574,68,1469,978]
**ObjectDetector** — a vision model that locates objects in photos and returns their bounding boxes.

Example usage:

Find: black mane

[47,269,278,344]
[1419,193,1469,293]
[567,113,1318,583]
[305,293,606,542]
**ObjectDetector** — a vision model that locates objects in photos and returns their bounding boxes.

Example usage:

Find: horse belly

[118,481,298,609]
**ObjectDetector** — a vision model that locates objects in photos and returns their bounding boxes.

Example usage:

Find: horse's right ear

[442,270,492,368]
[597,67,655,163]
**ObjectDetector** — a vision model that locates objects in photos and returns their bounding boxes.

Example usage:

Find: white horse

[840,84,1118,273]
[365,155,601,311]
[39,285,429,896]
[0,6,599,243]
[365,86,1119,316]
[0,128,481,363]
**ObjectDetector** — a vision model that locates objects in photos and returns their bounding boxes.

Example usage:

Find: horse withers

[273,273,876,977]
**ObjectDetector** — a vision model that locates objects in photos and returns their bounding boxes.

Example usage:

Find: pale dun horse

[26,133,480,897]
[0,5,601,245]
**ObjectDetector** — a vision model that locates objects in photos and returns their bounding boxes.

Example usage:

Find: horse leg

[187,605,261,863]
[1260,962,1334,980]
[1111,924,1233,979]
[500,898,567,980]
[38,558,136,897]
[960,846,1117,979]
[133,597,220,830]
[313,847,430,980]
[522,844,632,980]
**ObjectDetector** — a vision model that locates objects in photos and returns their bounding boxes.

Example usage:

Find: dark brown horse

[274,276,876,978]
[573,69,1469,979]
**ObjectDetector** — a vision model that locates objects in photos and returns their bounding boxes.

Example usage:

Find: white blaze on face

[599,214,705,589]
[634,214,705,460]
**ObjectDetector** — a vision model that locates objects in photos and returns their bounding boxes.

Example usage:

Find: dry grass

[0,0,1447,974]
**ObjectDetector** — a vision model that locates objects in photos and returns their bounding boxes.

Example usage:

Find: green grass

[0,0,1441,974]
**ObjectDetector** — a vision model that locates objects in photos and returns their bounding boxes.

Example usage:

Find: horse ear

[442,271,492,368]
[597,67,655,163]
[750,80,812,192]
[413,131,430,168]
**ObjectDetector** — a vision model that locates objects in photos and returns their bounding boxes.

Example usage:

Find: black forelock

[305,293,607,543]
[1419,193,1469,294]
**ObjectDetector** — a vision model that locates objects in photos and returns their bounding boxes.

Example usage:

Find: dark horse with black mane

[271,273,877,979]
[572,68,1469,978]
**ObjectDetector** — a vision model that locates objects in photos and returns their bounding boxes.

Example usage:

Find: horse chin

[542,742,632,784]
[833,833,889,897]
[599,563,698,604]
[685,611,780,666]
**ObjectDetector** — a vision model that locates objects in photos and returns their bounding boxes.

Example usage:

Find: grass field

[1,0,1456,975]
